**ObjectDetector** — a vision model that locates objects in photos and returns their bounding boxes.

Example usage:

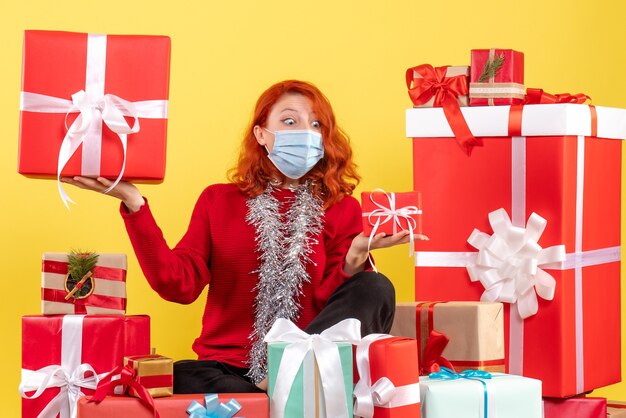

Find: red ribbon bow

[524,88,591,105]
[419,330,456,375]
[509,88,595,137]
[406,64,482,155]
[89,365,160,418]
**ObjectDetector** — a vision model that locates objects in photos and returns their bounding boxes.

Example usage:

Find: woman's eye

[282,118,296,126]
[311,121,321,129]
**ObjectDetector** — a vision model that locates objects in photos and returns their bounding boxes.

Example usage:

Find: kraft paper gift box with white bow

[41,253,127,315]
[264,318,360,418]
[406,103,626,397]
[18,30,170,207]
[419,370,542,418]
[19,315,150,418]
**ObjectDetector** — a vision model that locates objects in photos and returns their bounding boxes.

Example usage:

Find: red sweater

[121,183,363,368]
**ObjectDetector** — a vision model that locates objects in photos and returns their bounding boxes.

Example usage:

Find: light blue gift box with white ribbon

[419,370,542,418]
[265,318,359,418]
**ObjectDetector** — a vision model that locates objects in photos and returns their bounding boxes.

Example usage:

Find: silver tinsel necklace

[245,182,323,384]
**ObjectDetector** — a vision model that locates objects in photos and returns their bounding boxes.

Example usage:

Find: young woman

[62,80,426,392]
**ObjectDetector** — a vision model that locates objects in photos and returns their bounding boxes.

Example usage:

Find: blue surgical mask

[264,129,324,179]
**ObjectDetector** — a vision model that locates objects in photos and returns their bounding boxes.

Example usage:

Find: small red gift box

[354,335,420,418]
[406,103,625,397]
[361,191,422,237]
[20,315,150,418]
[76,393,269,418]
[469,48,524,106]
[543,397,607,418]
[18,30,170,205]
[124,354,173,398]
[41,252,127,315]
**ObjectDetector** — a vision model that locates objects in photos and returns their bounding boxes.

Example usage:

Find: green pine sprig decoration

[478,54,505,82]
[67,250,99,297]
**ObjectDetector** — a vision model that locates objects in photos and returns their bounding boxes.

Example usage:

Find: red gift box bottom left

[77,393,269,418]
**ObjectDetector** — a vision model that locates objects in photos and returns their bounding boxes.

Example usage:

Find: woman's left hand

[343,231,429,276]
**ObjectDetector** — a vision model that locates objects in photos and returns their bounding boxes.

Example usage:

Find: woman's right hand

[60,176,145,213]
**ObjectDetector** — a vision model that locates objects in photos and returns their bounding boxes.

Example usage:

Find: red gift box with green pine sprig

[469,49,524,106]
[406,102,625,397]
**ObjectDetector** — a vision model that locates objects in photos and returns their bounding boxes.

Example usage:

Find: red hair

[228,80,360,208]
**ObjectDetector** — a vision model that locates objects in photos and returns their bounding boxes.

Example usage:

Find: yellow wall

[2,0,625,415]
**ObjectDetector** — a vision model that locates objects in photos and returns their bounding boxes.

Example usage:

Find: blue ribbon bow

[429,368,492,418]
[187,394,244,418]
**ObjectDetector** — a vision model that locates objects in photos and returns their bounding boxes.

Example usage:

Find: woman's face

[254,92,322,151]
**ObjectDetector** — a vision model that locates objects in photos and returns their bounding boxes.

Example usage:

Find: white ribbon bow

[353,334,420,418]
[263,318,362,418]
[19,364,105,418]
[19,315,107,418]
[57,90,140,207]
[363,189,422,272]
[466,208,566,319]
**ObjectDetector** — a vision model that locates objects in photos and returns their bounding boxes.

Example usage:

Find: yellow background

[2,0,625,415]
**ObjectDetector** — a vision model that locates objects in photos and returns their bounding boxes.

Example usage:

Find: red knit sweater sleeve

[120,193,212,304]
[314,195,365,308]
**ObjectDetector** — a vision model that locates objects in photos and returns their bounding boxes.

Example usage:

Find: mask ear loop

[262,127,274,155]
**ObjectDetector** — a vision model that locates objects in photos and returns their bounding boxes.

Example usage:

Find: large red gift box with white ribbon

[41,253,127,315]
[20,315,150,418]
[406,103,625,397]
[18,30,170,198]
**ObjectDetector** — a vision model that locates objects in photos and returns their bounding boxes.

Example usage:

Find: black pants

[173,271,396,393]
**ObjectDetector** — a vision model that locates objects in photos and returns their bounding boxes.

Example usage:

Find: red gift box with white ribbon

[18,30,170,206]
[361,191,422,238]
[353,335,421,418]
[406,103,626,397]
[41,253,127,315]
[20,315,150,418]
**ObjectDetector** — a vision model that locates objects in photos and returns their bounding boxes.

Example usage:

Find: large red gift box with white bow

[20,315,150,418]
[18,30,170,188]
[406,103,625,397]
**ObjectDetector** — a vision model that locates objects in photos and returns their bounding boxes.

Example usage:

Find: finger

[60,176,98,191]
[73,176,112,193]
[97,177,114,188]
[415,234,430,241]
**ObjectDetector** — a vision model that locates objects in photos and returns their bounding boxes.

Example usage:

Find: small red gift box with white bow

[361,190,422,238]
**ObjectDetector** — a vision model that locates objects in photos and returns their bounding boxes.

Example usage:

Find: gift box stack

[17,30,270,418]
[386,47,626,417]
[18,251,157,418]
